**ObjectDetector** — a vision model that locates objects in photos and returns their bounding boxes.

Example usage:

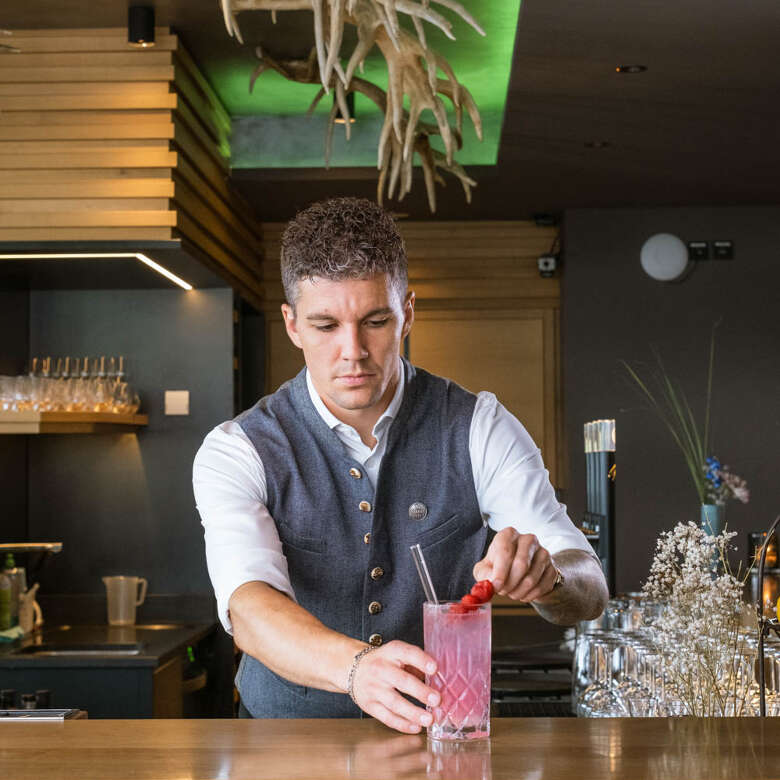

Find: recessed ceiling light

[615,65,647,74]
[128,6,156,48]
[584,141,612,149]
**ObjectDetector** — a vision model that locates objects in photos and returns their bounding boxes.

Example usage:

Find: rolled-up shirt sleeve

[193,421,296,635]
[470,392,597,558]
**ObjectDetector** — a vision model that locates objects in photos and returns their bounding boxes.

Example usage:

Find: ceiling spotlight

[615,64,647,74]
[584,140,612,149]
[128,6,156,48]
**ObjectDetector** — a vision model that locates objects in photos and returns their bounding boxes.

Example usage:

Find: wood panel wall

[0,28,264,308]
[259,221,565,485]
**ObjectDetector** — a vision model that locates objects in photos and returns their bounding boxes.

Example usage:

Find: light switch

[165,390,190,415]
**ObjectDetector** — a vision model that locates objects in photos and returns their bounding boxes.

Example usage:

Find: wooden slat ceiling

[259,220,559,312]
[0,28,264,305]
[2,0,779,221]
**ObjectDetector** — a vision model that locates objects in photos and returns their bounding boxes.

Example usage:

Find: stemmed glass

[4,355,139,415]
[578,638,629,717]
[0,376,16,411]
[573,629,609,707]
[764,644,780,716]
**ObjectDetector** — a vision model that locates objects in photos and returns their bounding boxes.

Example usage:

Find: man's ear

[281,303,303,349]
[402,289,416,339]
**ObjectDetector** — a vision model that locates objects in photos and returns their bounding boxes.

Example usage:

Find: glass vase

[701,503,725,537]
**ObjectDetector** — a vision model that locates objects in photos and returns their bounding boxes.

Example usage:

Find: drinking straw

[410,543,439,604]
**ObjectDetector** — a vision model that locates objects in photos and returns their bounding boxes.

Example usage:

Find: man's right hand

[350,640,441,734]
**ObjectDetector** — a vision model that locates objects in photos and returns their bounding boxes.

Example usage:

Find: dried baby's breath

[642,521,755,716]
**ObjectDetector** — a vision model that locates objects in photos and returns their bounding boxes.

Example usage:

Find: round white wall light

[639,233,689,281]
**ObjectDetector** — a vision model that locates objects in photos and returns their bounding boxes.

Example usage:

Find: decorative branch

[221,0,484,212]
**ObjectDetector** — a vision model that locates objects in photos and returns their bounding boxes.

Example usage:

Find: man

[193,197,608,733]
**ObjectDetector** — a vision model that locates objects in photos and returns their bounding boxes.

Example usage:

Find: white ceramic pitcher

[102,575,147,626]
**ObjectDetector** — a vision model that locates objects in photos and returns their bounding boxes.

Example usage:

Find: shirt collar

[305,358,405,436]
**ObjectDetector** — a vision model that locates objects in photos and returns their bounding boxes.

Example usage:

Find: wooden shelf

[0,411,148,434]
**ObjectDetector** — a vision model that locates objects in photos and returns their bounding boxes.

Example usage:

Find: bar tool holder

[583,420,616,594]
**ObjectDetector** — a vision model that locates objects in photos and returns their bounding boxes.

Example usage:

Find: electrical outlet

[712,240,734,259]
[687,241,709,261]
[164,390,190,415]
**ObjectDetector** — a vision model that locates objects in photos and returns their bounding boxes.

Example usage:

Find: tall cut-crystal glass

[424,601,491,741]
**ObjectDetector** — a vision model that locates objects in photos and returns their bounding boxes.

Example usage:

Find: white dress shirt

[193,365,595,634]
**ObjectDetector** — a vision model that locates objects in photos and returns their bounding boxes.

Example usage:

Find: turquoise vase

[701,503,725,537]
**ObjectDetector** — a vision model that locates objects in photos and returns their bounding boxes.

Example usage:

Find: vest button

[370,566,384,580]
[349,467,362,479]
[368,601,382,615]
[359,500,372,512]
[363,533,371,545]
[368,633,383,647]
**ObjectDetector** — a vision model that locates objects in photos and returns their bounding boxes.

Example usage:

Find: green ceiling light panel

[209,0,521,169]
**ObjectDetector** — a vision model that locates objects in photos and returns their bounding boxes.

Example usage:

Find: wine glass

[578,638,629,717]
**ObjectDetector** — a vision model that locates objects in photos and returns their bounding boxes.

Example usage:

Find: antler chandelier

[219,0,485,212]
[1,29,21,53]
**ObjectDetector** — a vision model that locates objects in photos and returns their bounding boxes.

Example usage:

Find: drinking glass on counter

[573,597,773,717]
[423,601,491,741]
[0,356,140,414]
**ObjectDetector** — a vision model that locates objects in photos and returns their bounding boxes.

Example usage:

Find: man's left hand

[472,528,558,603]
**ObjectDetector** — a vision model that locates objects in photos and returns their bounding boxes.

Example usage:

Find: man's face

[281,274,414,420]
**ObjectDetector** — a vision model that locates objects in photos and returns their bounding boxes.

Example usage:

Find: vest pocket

[238,653,309,707]
[277,524,326,554]
[265,665,309,700]
[414,512,471,549]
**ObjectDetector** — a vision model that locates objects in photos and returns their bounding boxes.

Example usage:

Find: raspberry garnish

[470,580,494,602]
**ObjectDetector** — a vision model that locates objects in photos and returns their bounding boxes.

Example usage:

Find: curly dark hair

[280,197,407,308]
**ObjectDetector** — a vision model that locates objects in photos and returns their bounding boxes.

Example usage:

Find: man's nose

[340,324,368,361]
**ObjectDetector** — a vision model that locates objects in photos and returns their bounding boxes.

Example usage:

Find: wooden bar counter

[3,717,780,779]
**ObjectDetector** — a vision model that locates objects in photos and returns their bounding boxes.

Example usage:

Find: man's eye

[314,323,337,332]
[367,318,390,328]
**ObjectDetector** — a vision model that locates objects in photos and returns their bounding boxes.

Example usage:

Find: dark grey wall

[0,291,30,542]
[563,207,780,594]
[25,288,234,597]
[0,291,28,377]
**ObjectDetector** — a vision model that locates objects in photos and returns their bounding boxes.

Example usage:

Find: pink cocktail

[423,601,491,741]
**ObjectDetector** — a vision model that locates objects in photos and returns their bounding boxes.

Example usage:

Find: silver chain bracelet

[346,645,377,705]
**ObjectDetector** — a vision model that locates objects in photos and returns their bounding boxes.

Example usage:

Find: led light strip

[134,253,193,290]
[0,252,193,291]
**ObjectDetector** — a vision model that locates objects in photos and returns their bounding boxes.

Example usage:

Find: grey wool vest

[234,359,487,718]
